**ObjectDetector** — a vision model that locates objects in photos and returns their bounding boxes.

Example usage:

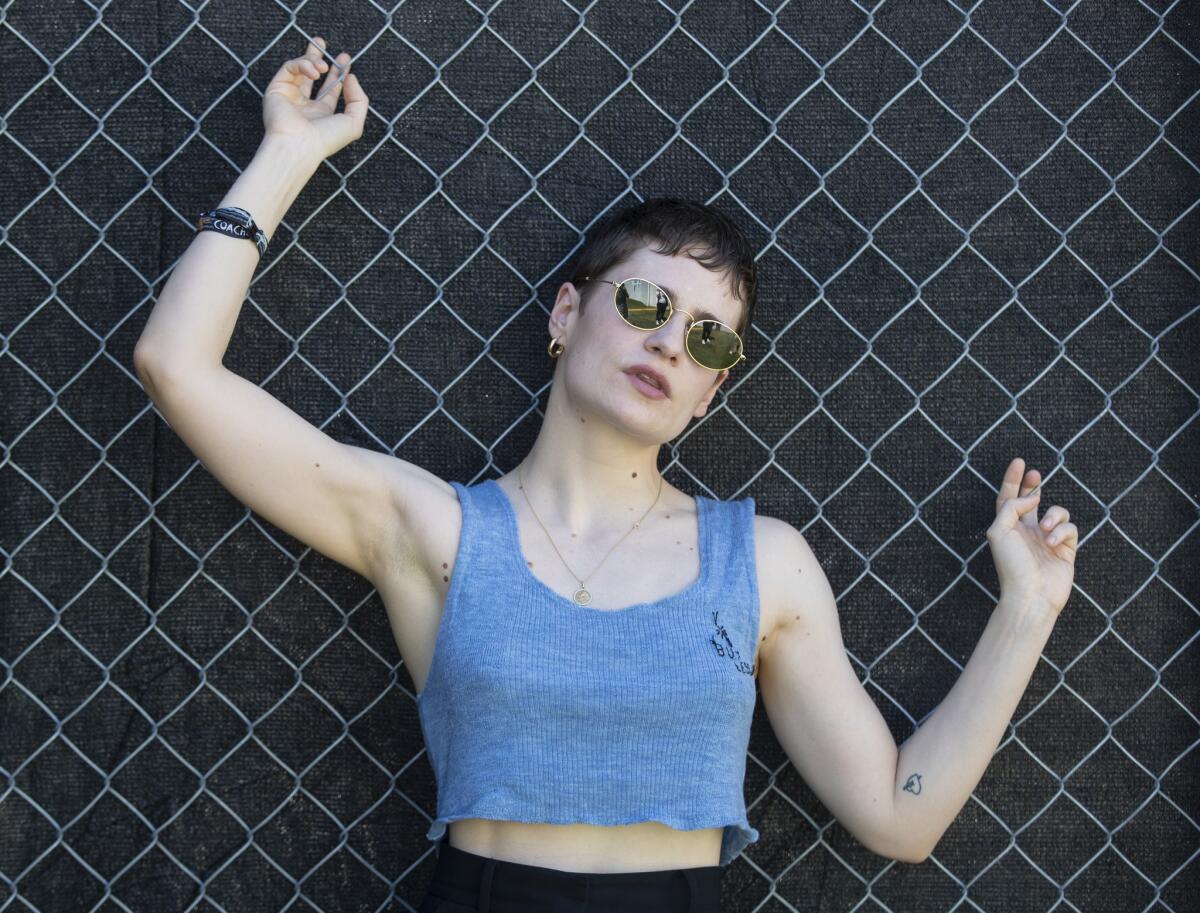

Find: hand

[262,37,369,163]
[986,457,1078,617]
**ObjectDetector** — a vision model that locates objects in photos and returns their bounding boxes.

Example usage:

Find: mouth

[625,366,670,399]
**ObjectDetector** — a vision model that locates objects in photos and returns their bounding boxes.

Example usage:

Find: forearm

[133,136,319,375]
[889,595,1058,861]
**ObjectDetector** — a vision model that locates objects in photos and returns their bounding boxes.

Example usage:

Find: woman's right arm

[133,38,440,585]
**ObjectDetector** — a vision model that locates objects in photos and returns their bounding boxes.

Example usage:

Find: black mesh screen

[2,1,1197,911]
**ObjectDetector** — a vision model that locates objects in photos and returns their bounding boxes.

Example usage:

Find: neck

[514,396,668,537]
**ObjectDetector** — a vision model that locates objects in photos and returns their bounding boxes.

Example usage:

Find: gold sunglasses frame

[578,275,748,372]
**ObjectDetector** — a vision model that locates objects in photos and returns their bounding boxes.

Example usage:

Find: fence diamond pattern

[1,0,1197,911]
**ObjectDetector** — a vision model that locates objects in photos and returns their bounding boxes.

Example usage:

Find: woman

[133,37,1079,913]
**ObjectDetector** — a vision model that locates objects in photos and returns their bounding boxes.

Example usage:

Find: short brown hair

[564,198,758,341]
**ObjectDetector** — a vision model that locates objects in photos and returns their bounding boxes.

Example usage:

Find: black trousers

[418,840,723,913]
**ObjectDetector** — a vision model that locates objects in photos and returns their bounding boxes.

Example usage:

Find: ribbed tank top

[415,476,762,868]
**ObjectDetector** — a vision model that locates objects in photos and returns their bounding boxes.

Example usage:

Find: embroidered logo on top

[710,610,754,675]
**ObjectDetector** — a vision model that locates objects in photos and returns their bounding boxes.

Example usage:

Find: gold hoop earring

[548,337,565,358]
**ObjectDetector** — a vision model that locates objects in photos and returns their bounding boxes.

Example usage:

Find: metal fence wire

[2,0,1197,910]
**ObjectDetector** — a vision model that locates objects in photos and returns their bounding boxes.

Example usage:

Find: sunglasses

[577,276,747,372]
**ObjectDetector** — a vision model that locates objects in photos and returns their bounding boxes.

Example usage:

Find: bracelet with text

[195,206,269,257]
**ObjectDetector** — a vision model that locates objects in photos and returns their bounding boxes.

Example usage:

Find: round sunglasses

[577,275,747,372]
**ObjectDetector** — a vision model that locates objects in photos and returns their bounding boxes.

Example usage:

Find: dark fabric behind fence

[2,1,1197,911]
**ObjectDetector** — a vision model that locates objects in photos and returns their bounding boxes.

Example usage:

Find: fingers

[270,38,330,97]
[1045,522,1076,547]
[996,457,1027,510]
[990,456,1077,552]
[339,71,370,136]
[1040,506,1074,547]
[294,59,321,97]
[1007,488,1041,522]
[302,36,331,94]
[314,51,352,106]
[987,488,1039,541]
[1019,468,1040,499]
[1040,505,1069,531]
[996,457,1046,530]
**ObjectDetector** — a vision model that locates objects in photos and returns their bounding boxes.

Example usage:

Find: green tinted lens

[614,278,742,370]
[614,278,671,328]
[686,320,742,370]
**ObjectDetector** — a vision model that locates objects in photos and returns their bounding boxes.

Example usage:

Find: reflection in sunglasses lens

[616,279,670,329]
[687,321,741,369]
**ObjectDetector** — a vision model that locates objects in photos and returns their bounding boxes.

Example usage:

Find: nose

[644,306,696,358]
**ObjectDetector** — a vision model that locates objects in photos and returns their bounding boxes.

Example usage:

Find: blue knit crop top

[415,477,762,867]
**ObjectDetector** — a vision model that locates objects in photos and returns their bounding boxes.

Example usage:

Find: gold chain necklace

[516,463,664,606]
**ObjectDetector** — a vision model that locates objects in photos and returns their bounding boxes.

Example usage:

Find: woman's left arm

[888,456,1079,860]
[757,457,1078,862]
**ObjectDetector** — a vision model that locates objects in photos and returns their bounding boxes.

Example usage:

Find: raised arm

[132,38,415,584]
[136,37,365,375]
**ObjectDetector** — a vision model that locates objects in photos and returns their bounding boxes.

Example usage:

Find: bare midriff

[447,818,724,872]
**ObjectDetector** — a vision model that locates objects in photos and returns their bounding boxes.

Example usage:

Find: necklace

[516,463,664,606]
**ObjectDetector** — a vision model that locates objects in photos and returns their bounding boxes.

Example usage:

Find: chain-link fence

[2,0,1197,910]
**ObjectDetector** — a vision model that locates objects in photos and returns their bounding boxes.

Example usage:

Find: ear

[549,281,582,341]
[692,369,730,418]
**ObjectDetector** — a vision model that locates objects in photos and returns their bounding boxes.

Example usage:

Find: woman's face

[548,247,745,440]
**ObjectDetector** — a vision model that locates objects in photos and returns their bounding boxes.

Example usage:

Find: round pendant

[573,587,591,605]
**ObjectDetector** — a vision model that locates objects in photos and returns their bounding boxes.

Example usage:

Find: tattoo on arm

[903,773,923,795]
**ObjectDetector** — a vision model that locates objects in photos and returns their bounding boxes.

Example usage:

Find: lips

[625,364,670,397]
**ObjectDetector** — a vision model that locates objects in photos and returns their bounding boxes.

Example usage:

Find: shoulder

[750,510,829,643]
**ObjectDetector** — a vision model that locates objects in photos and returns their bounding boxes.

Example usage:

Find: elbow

[871,841,929,864]
[888,836,935,865]
[134,345,215,391]
[133,351,158,397]
[866,825,934,864]
[133,346,190,397]
[133,344,163,386]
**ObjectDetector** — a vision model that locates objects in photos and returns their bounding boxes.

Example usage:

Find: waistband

[428,841,722,913]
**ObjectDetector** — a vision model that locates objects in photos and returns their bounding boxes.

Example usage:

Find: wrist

[256,133,324,178]
[997,591,1059,631]
[215,137,320,243]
